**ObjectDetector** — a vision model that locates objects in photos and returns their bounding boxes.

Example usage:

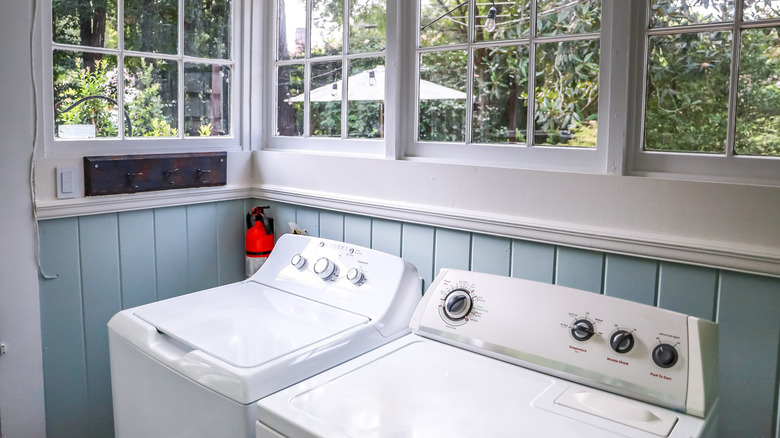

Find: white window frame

[40,0,247,158]
[402,0,617,174]
[264,0,395,158]
[627,0,780,186]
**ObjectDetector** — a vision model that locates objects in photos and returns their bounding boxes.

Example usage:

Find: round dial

[290,254,306,269]
[570,319,595,341]
[443,289,473,321]
[313,257,339,280]
[346,268,365,285]
[652,343,679,368]
[610,330,635,354]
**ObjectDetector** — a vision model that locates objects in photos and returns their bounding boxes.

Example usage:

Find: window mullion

[464,0,474,145]
[118,0,126,139]
[342,0,349,139]
[725,1,744,158]
[304,0,312,138]
[526,0,538,148]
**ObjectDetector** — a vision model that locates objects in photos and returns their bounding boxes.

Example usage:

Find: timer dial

[443,289,473,321]
[570,319,595,341]
[346,268,365,285]
[610,330,635,354]
[652,343,679,368]
[313,257,339,280]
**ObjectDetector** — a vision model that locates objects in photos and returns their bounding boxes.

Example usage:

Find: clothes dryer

[256,268,718,438]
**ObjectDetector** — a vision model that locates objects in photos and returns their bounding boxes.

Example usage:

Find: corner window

[416,0,601,147]
[633,0,780,184]
[49,0,234,142]
[274,0,387,140]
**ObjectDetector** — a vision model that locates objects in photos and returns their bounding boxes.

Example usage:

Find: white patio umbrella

[288,65,466,102]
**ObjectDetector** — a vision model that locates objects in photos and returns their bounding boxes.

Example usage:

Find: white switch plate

[56,167,77,199]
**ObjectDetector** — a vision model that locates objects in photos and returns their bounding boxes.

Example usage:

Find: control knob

[443,289,473,321]
[610,330,635,354]
[291,254,306,269]
[652,343,679,368]
[313,257,339,281]
[570,319,595,341]
[346,268,365,286]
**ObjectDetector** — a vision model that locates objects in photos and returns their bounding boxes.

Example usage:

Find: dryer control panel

[410,269,718,418]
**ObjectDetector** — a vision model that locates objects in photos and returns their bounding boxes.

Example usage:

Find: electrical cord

[30,0,58,280]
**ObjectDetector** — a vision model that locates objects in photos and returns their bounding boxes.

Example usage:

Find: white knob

[313,257,339,280]
[291,254,306,269]
[346,268,365,285]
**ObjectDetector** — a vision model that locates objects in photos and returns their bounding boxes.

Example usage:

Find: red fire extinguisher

[245,206,274,277]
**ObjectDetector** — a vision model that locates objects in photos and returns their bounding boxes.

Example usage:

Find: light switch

[57,167,77,199]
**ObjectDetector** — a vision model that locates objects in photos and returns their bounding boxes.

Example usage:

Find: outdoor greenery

[52,0,231,138]
[646,0,780,156]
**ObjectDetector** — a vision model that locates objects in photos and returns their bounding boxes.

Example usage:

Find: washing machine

[107,234,421,438]
[256,268,719,437]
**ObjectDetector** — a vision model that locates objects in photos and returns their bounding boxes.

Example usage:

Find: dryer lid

[133,282,369,368]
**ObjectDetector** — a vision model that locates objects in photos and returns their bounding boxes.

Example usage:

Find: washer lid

[133,282,369,368]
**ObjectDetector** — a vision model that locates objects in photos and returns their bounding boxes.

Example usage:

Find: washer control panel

[410,269,718,417]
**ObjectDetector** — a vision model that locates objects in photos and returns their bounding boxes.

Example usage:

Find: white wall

[0,1,47,437]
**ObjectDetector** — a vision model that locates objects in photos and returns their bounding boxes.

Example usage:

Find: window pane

[312,0,343,57]
[184,0,232,59]
[278,0,306,60]
[183,63,231,136]
[310,61,343,136]
[125,57,178,137]
[347,57,385,139]
[744,0,780,20]
[644,32,731,153]
[534,39,599,147]
[53,0,117,48]
[277,64,305,136]
[349,0,386,54]
[735,27,780,156]
[475,0,531,43]
[472,45,529,144]
[124,0,178,54]
[649,0,734,28]
[536,0,600,37]
[53,50,119,138]
[420,0,469,47]
[418,50,467,142]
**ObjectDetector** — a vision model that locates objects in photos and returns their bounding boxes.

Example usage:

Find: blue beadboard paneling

[434,228,471,274]
[344,214,372,247]
[154,206,190,300]
[717,271,780,438]
[186,203,219,293]
[510,240,555,284]
[371,219,402,256]
[295,208,320,237]
[657,262,718,320]
[556,247,604,293]
[38,218,90,438]
[603,254,658,306]
[216,200,246,284]
[118,210,157,309]
[401,223,435,289]
[78,214,122,438]
[471,234,511,277]
[272,203,298,240]
[319,211,345,241]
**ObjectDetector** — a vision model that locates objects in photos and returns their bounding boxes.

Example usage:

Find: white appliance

[108,234,421,438]
[256,268,719,438]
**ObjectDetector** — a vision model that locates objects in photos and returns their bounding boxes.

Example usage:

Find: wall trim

[254,184,780,278]
[36,186,253,220]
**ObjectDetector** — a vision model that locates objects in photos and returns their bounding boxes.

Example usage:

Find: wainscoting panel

[38,200,780,438]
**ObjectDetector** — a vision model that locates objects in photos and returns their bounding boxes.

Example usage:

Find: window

[274,0,387,143]
[416,0,601,148]
[633,0,780,183]
[48,0,236,147]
